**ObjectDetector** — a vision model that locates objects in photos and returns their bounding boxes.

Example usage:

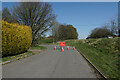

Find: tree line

[89,19,119,38]
[52,24,78,42]
[89,2,120,38]
[2,2,78,45]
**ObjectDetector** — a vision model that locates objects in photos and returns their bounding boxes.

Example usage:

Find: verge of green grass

[65,37,119,79]
[2,51,35,62]
[30,46,47,50]
[2,45,47,65]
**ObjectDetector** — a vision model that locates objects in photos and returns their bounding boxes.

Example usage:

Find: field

[30,46,47,50]
[65,37,120,79]
[38,38,53,44]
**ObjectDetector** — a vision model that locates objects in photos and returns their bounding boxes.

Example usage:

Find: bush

[2,20,32,57]
[58,25,78,40]
[89,28,112,38]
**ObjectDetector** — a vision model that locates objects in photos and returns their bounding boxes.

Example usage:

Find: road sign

[59,42,65,46]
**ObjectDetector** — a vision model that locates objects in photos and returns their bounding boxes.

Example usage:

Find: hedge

[2,20,32,57]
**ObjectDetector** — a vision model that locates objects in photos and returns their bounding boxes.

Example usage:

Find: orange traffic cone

[62,47,64,52]
[54,46,56,50]
[73,46,75,50]
[67,46,69,50]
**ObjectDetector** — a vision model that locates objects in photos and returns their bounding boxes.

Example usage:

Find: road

[3,45,97,78]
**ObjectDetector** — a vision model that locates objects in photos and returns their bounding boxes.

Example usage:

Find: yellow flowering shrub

[2,20,32,57]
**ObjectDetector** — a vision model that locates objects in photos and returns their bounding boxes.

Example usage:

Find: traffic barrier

[61,47,64,52]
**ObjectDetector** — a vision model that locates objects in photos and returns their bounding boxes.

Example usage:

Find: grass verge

[2,51,35,62]
[2,46,47,64]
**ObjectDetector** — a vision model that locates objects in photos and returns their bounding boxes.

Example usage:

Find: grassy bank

[65,37,120,79]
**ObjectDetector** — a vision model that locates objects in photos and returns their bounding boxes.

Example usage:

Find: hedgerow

[2,20,32,57]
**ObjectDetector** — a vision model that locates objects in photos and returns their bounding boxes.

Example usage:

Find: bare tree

[11,2,55,44]
[2,7,17,23]
[0,10,1,20]
[52,21,60,43]
[102,19,118,36]
[118,2,120,37]
[110,19,117,35]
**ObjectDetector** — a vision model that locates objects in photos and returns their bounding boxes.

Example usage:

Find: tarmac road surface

[2,45,97,78]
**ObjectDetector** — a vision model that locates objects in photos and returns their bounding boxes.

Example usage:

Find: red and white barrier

[61,47,64,52]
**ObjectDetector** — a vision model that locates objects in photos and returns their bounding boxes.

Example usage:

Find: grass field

[30,46,47,50]
[65,37,120,79]
[39,38,53,44]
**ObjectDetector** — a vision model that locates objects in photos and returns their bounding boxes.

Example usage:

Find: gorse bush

[2,20,32,57]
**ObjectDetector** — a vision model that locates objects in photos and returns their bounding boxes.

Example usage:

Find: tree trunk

[119,29,120,37]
